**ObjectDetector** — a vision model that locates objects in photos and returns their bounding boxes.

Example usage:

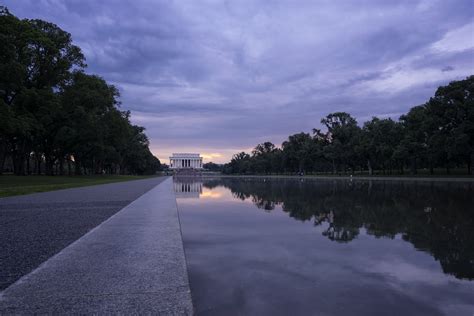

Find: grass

[0,174,159,198]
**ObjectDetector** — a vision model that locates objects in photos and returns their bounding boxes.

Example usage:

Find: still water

[174,177,474,316]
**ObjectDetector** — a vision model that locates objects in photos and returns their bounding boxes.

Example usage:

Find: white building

[169,153,203,169]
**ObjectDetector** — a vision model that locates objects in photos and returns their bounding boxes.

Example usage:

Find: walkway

[0,176,165,290]
[0,177,193,314]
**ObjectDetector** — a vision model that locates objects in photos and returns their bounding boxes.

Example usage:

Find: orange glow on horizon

[148,143,255,165]
[200,153,223,160]
[200,190,223,199]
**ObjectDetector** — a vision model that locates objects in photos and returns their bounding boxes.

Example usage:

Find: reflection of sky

[176,183,258,205]
[176,180,474,315]
[200,190,223,199]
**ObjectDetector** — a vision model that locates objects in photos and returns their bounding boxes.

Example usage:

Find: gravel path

[0,176,166,291]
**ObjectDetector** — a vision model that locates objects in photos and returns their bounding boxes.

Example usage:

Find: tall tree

[252,142,277,174]
[425,76,474,174]
[282,133,313,173]
[0,8,85,174]
[0,8,161,176]
[360,117,402,175]
[321,112,361,174]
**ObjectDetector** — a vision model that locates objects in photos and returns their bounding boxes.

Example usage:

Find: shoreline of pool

[194,174,474,182]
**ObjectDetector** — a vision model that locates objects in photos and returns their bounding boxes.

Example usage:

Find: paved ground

[0,177,193,314]
[0,176,165,291]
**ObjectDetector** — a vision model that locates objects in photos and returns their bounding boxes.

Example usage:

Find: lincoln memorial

[170,153,203,169]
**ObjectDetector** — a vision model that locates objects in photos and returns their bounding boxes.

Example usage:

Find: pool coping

[201,174,474,182]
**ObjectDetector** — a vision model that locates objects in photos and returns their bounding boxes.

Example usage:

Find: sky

[5,0,474,164]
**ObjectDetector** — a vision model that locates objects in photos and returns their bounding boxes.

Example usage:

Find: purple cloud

[4,0,474,163]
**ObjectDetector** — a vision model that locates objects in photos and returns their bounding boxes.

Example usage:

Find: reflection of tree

[315,211,360,242]
[251,196,276,211]
[203,178,474,280]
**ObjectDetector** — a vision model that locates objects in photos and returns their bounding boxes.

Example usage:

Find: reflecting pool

[175,177,474,315]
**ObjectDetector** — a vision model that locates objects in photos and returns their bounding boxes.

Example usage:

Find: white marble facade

[169,153,203,169]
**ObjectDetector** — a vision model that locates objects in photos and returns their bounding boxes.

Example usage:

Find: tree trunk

[13,140,27,175]
[410,158,417,175]
[467,156,472,175]
[36,157,42,175]
[0,150,5,175]
[13,154,25,175]
[33,154,38,174]
[0,139,6,175]
[13,158,25,175]
[26,154,30,175]
[45,154,54,176]
[59,158,64,175]
[75,160,82,175]
[298,159,304,174]
[67,159,72,175]
[367,159,373,176]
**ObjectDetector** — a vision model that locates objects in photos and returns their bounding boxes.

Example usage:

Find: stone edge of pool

[0,177,194,314]
[202,174,474,182]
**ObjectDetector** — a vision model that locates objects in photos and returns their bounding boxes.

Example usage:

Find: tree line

[0,7,161,175]
[224,76,474,175]
[203,162,224,172]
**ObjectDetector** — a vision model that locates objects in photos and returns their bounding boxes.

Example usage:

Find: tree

[359,117,402,175]
[396,106,429,174]
[203,162,223,172]
[0,8,161,175]
[223,152,251,174]
[251,142,277,174]
[0,8,85,175]
[425,76,474,174]
[61,72,120,174]
[321,112,361,174]
[224,77,473,175]
[282,133,313,173]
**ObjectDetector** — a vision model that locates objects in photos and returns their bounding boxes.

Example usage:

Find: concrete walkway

[0,177,193,314]
[0,176,165,290]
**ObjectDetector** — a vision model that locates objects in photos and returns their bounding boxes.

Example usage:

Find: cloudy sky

[5,0,474,163]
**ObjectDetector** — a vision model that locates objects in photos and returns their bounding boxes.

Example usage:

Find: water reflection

[201,178,474,280]
[173,177,202,198]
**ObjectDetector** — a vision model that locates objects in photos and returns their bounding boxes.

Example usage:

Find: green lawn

[0,175,159,198]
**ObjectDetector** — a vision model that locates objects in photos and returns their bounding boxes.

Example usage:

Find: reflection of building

[174,180,203,198]
[170,153,203,169]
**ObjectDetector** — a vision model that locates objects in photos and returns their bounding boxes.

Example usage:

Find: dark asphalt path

[0,176,166,291]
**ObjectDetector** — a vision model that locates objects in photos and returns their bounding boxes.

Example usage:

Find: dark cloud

[4,0,474,162]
